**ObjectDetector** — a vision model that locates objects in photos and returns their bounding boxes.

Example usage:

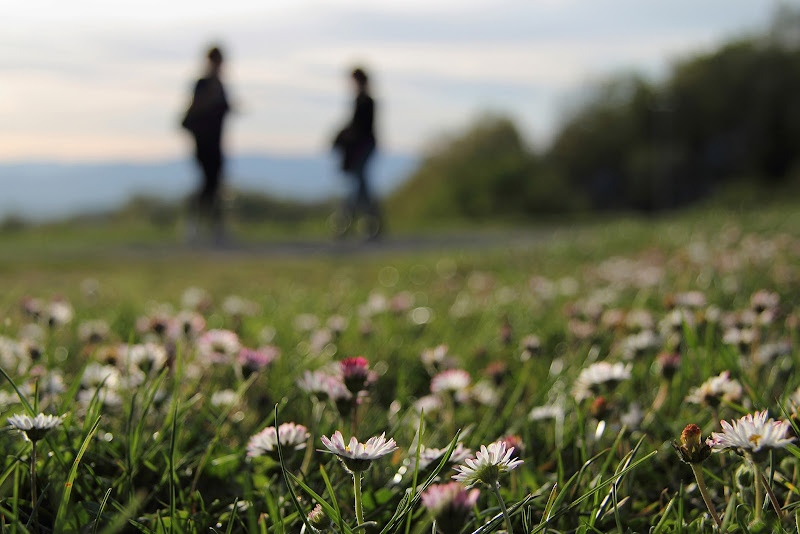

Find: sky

[1,0,795,162]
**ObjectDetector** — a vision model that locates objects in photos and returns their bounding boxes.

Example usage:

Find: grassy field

[1,204,800,533]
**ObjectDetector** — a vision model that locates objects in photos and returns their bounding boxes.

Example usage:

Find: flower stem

[690,463,722,527]
[759,471,785,520]
[492,481,514,534]
[353,471,364,526]
[652,380,669,412]
[30,440,38,530]
[753,463,763,522]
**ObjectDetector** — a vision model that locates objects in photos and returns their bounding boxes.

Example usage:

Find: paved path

[124,228,556,259]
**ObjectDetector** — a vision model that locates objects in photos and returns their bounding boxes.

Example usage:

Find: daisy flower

[127,343,169,375]
[685,371,742,407]
[750,289,779,314]
[431,369,471,394]
[452,441,523,488]
[421,481,480,515]
[710,410,794,458]
[320,431,398,472]
[8,413,64,442]
[181,286,211,311]
[247,422,310,459]
[655,351,681,381]
[421,482,480,534]
[78,319,110,344]
[168,310,206,341]
[340,356,371,393]
[297,370,333,396]
[571,361,631,401]
[210,389,238,408]
[460,380,500,406]
[421,344,450,368]
[327,315,349,334]
[238,346,279,375]
[46,298,74,327]
[197,329,241,364]
[222,295,259,318]
[519,334,541,361]
[136,311,172,338]
[307,503,332,532]
[529,404,564,421]
[417,443,473,470]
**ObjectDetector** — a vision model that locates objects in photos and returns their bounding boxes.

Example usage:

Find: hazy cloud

[1,0,794,160]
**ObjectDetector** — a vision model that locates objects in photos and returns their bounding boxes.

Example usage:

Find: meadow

[1,204,800,533]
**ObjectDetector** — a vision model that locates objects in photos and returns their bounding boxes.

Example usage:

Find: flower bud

[673,424,712,464]
[308,504,332,532]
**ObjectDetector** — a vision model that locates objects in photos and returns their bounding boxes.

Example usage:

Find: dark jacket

[334,91,376,171]
[182,75,229,143]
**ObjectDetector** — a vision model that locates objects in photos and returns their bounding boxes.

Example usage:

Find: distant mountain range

[0,152,418,222]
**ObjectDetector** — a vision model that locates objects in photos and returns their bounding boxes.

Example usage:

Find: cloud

[1,0,795,161]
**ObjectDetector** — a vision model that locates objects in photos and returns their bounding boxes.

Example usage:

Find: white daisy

[320,431,398,472]
[421,344,451,367]
[685,371,742,407]
[452,441,523,488]
[417,443,473,470]
[572,361,631,401]
[247,422,310,458]
[126,343,169,374]
[710,410,794,458]
[431,369,471,394]
[210,389,238,408]
[222,295,259,318]
[46,299,74,327]
[77,319,110,344]
[8,413,64,442]
[529,404,564,421]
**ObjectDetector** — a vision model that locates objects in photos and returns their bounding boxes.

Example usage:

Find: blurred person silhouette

[332,67,381,240]
[181,45,230,245]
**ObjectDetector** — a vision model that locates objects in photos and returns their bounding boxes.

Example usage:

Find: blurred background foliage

[392,7,800,222]
[6,8,800,235]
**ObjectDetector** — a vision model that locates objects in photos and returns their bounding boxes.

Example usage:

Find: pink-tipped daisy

[420,482,480,522]
[710,410,794,460]
[197,329,241,364]
[431,369,471,394]
[340,356,371,393]
[320,431,398,472]
[247,422,310,459]
[452,441,523,488]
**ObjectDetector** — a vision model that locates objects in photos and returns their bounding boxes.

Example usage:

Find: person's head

[351,67,369,92]
[207,46,224,75]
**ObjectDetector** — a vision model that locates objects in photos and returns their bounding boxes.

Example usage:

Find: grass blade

[54,415,102,534]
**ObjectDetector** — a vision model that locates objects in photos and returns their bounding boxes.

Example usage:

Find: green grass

[0,204,799,533]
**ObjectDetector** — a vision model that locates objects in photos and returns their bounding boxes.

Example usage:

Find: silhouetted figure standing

[333,67,381,239]
[182,46,230,244]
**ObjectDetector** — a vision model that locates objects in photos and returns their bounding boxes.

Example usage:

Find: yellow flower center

[749,434,762,445]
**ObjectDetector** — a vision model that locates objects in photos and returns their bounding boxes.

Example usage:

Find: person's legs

[193,135,224,242]
[353,154,382,239]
